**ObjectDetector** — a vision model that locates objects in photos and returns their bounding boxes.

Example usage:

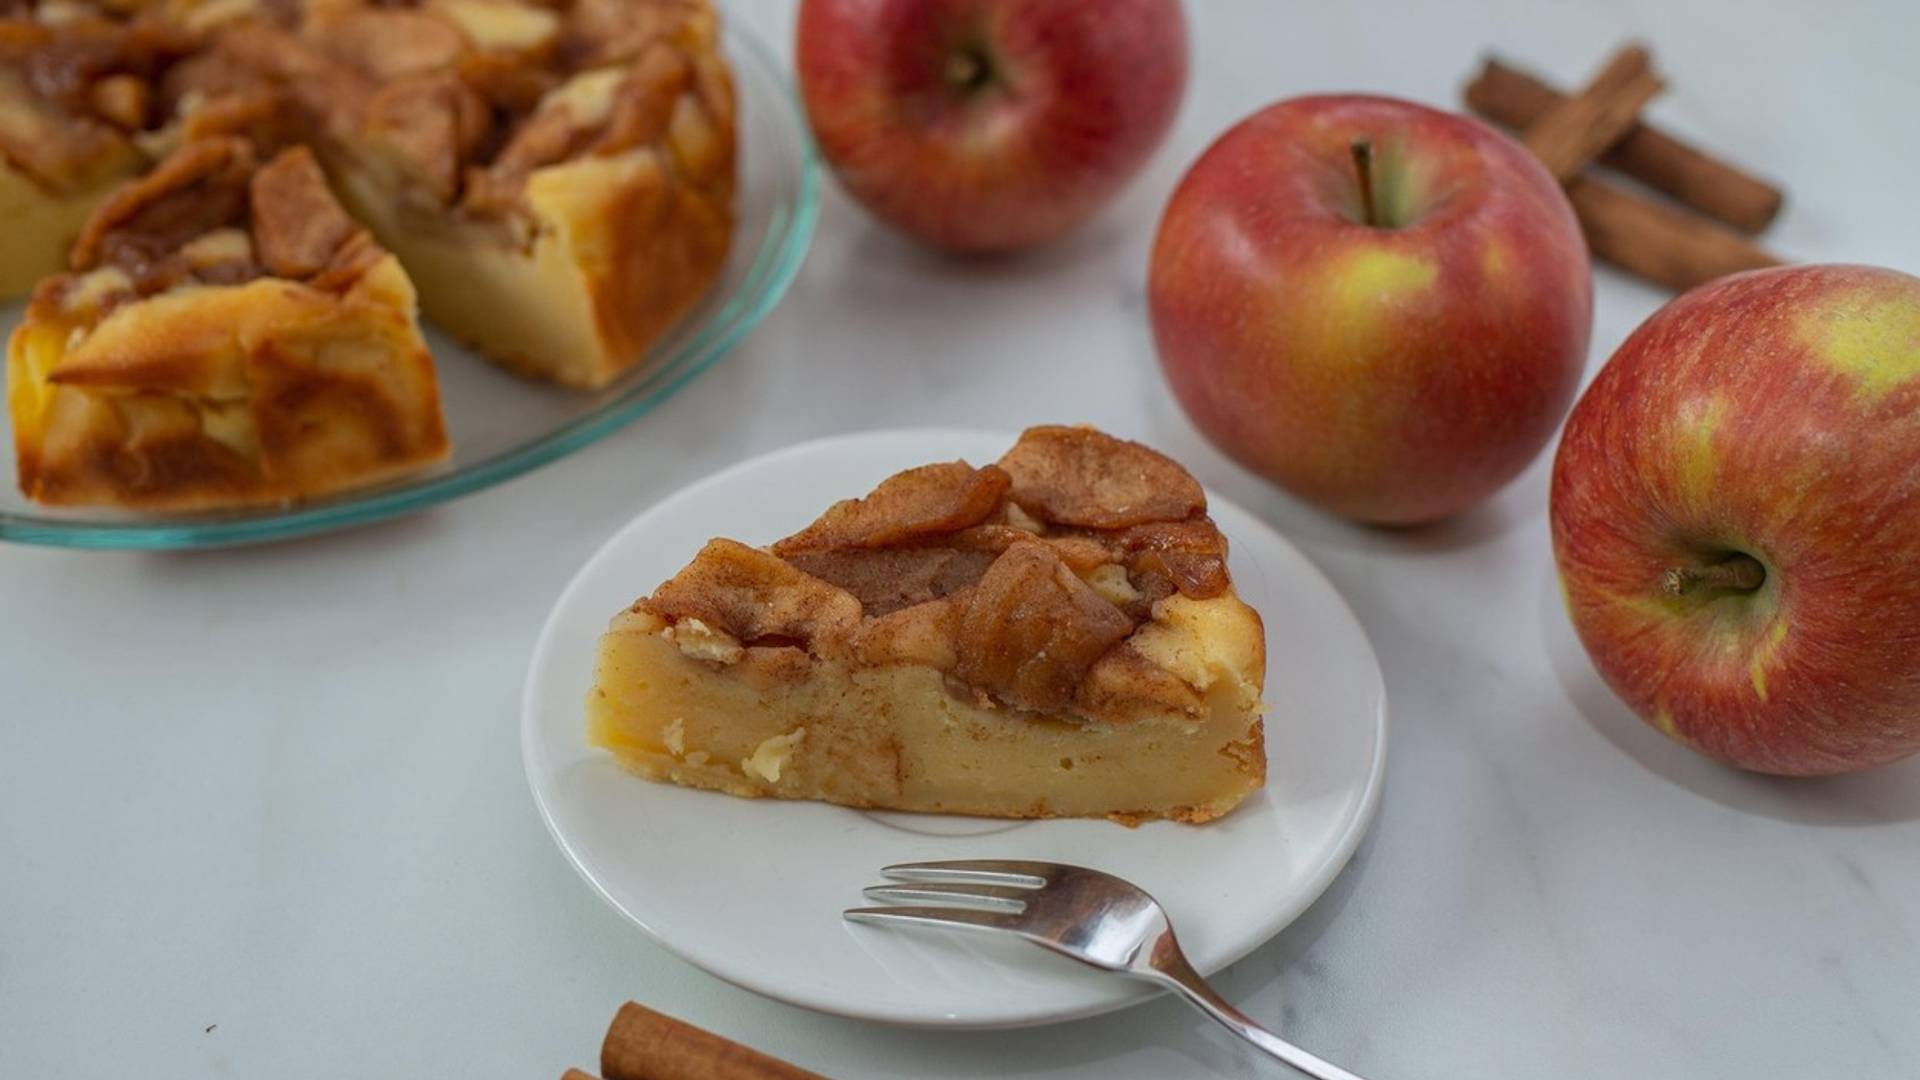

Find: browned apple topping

[456,38,712,221]
[87,70,147,128]
[456,49,558,113]
[178,0,724,224]
[1076,644,1207,724]
[954,540,1135,712]
[307,7,466,80]
[558,0,710,70]
[997,424,1206,528]
[849,595,960,670]
[630,427,1238,724]
[60,126,381,299]
[158,48,261,115]
[784,546,997,618]
[593,43,688,153]
[0,11,199,191]
[363,70,491,204]
[70,132,252,281]
[773,462,1011,554]
[950,523,1113,571]
[1105,518,1231,600]
[248,144,357,277]
[0,70,134,190]
[642,539,864,651]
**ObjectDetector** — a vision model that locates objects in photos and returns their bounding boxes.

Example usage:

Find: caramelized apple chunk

[784,545,997,618]
[248,144,355,277]
[773,462,1011,555]
[69,132,251,283]
[997,424,1206,528]
[642,538,862,650]
[1075,644,1207,725]
[1108,518,1231,600]
[308,8,465,80]
[363,71,490,204]
[954,541,1134,713]
[850,596,960,669]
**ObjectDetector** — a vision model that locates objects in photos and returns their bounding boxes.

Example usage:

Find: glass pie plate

[0,20,819,550]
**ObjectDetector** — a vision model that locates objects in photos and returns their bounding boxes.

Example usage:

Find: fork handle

[1145,944,1371,1080]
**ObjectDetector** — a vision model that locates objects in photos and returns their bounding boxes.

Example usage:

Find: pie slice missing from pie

[587,426,1267,825]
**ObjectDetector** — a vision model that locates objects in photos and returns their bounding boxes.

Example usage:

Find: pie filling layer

[591,599,1265,824]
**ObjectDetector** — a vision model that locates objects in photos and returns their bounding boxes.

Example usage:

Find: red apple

[1552,264,1920,776]
[795,0,1187,253]
[1149,95,1591,524]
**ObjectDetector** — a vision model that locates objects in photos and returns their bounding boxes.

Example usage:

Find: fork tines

[877,859,1053,885]
[843,860,1054,929]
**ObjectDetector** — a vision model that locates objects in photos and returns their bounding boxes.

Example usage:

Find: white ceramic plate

[522,429,1388,1029]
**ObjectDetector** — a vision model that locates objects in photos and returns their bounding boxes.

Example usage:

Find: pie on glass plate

[2,0,735,511]
[587,425,1269,825]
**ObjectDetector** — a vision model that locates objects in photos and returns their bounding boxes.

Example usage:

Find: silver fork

[845,859,1369,1080]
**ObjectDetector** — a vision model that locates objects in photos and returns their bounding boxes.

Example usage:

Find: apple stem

[944,50,988,92]
[1662,555,1766,598]
[1351,138,1380,227]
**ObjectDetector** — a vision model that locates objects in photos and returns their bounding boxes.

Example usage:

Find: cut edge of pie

[0,156,127,299]
[586,426,1270,826]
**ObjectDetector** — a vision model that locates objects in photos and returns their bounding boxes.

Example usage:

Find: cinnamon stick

[601,1002,830,1080]
[1567,176,1780,290]
[1521,44,1664,182]
[1466,56,1784,233]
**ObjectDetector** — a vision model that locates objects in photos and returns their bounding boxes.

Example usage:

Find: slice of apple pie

[7,123,449,509]
[588,426,1268,825]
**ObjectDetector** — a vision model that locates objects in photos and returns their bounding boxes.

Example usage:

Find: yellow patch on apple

[1290,249,1439,395]
[1333,248,1437,312]
[1673,394,1727,508]
[1652,704,1682,741]
[1480,240,1508,280]
[1747,618,1789,701]
[1800,292,1920,399]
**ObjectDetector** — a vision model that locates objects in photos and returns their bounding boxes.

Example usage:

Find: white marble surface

[4,1,1918,1076]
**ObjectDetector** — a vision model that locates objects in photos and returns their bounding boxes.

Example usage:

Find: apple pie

[4,0,735,510]
[588,426,1268,825]
[7,126,449,509]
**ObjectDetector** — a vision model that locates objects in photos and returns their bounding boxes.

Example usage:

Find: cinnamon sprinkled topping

[640,427,1235,720]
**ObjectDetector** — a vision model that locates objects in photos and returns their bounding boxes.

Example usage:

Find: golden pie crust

[588,427,1269,825]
